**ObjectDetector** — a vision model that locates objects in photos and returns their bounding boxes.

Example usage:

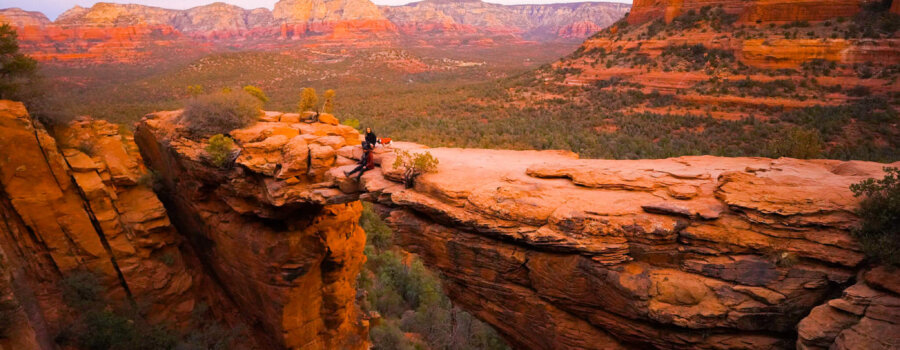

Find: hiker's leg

[346,165,363,176]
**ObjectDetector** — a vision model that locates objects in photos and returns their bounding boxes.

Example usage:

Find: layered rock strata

[134,110,369,349]
[136,110,900,349]
[0,101,194,342]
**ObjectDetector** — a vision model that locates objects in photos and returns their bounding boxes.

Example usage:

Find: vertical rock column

[134,111,369,350]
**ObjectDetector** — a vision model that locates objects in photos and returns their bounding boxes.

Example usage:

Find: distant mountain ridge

[2,0,629,38]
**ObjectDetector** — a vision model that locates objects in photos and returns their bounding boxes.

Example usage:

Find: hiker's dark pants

[347,165,367,180]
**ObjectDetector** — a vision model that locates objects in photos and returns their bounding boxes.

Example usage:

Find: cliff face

[134,110,898,350]
[4,102,899,349]
[133,110,369,349]
[363,148,899,349]
[0,101,371,349]
[0,100,195,342]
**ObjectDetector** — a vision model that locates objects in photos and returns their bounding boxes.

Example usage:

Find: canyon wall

[0,101,370,349]
[1,0,630,63]
[0,100,199,348]
[3,101,899,349]
[133,110,369,349]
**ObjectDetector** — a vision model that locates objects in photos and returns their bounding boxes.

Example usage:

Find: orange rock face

[0,101,195,340]
[628,0,867,25]
[132,110,899,349]
[797,266,900,349]
[134,111,369,349]
[12,104,898,349]
[353,147,895,349]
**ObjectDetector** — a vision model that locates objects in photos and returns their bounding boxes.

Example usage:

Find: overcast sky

[6,0,633,21]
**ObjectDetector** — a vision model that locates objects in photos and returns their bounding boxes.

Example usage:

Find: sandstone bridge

[1,101,898,349]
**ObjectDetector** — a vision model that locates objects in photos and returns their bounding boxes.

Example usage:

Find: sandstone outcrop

[5,101,897,348]
[134,110,900,349]
[364,148,896,349]
[797,266,900,349]
[627,0,869,25]
[134,110,369,349]
[0,101,195,341]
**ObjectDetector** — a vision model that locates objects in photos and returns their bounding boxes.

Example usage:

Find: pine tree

[0,24,38,99]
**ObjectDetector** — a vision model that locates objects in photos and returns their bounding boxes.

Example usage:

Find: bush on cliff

[298,87,319,112]
[851,167,900,266]
[181,91,261,136]
[393,150,440,188]
[204,134,235,168]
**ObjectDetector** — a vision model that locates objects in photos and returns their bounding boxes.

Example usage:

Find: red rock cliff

[134,110,900,349]
[628,0,869,24]
[356,146,900,349]
[133,110,369,349]
[0,101,195,344]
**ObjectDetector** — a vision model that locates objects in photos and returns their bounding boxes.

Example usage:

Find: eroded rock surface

[0,101,195,344]
[134,110,369,349]
[797,266,900,350]
[136,110,900,350]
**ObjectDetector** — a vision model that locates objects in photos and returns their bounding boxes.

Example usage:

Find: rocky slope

[541,0,900,120]
[1,0,629,63]
[130,108,898,349]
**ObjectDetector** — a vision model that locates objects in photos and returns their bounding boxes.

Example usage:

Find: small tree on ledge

[392,150,439,188]
[298,87,318,113]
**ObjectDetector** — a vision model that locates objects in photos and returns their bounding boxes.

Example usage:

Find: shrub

[362,202,392,250]
[323,89,336,114]
[181,91,261,136]
[768,127,823,159]
[242,85,268,104]
[59,270,104,310]
[850,167,900,266]
[341,118,361,130]
[392,150,439,188]
[204,134,235,168]
[298,87,319,112]
[186,85,204,96]
[370,321,414,350]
